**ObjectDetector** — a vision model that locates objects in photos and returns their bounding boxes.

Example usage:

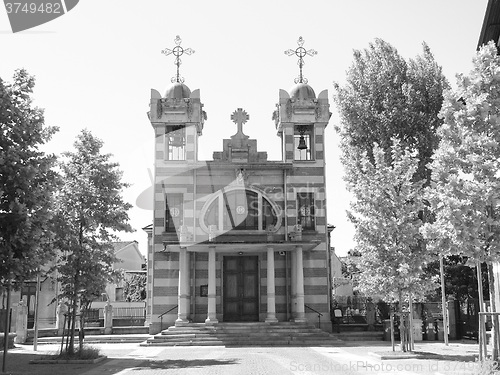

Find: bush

[48,345,101,360]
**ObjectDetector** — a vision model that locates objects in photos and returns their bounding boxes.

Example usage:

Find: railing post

[104,301,113,335]
[14,300,28,344]
[390,313,395,352]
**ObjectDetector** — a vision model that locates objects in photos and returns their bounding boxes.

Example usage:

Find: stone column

[176,248,190,326]
[14,301,28,344]
[294,245,306,322]
[447,297,457,340]
[265,246,278,323]
[290,249,297,320]
[56,301,67,336]
[205,246,218,325]
[104,301,113,335]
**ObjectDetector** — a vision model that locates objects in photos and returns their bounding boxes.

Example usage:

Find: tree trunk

[440,256,449,346]
[477,260,488,360]
[399,290,407,352]
[68,274,79,356]
[409,293,414,352]
[64,313,71,352]
[2,284,11,373]
[79,308,85,352]
[68,296,77,355]
[390,308,395,351]
[488,263,500,361]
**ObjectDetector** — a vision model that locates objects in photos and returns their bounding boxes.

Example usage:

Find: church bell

[297,135,307,150]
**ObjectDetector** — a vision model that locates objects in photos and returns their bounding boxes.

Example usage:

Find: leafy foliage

[421,42,500,359]
[53,130,133,353]
[335,39,447,306]
[0,69,58,289]
[344,139,437,301]
[123,273,147,302]
[421,41,500,263]
[334,38,448,183]
[424,256,489,303]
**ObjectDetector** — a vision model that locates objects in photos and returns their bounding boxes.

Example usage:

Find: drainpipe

[284,168,290,320]
[284,168,288,242]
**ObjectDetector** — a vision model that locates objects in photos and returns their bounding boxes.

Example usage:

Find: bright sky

[0,0,489,257]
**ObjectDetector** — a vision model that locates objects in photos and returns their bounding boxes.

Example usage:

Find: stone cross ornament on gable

[231,108,250,139]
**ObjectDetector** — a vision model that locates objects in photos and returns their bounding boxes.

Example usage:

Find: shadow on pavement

[128,358,239,370]
[2,351,240,375]
[413,351,478,362]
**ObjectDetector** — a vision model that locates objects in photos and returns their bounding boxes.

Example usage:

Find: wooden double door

[223,256,259,322]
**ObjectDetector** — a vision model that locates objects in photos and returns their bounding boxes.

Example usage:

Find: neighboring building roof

[112,241,145,265]
[113,241,138,253]
[478,0,500,50]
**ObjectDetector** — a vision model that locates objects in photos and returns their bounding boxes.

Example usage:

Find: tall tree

[0,69,58,372]
[334,38,448,183]
[334,39,447,351]
[0,69,58,287]
[344,139,436,303]
[422,41,500,359]
[54,130,133,354]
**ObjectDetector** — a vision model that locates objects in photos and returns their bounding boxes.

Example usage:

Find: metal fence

[113,307,145,320]
[82,306,146,327]
[332,296,385,324]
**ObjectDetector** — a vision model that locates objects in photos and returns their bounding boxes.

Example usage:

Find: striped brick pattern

[147,85,330,331]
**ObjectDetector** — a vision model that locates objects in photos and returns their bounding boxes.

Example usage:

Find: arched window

[202,188,278,232]
[223,190,258,230]
[206,197,219,228]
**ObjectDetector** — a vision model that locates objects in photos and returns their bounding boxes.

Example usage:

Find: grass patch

[43,345,101,360]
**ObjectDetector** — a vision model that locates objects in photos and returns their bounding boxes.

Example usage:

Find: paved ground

[0,340,493,375]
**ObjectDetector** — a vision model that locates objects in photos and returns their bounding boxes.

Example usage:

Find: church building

[144,36,332,334]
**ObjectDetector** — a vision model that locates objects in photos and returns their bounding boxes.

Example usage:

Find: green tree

[340,249,361,290]
[123,273,147,302]
[0,69,58,371]
[0,69,58,288]
[334,38,448,183]
[335,39,447,351]
[345,140,436,351]
[422,41,500,359]
[345,140,436,301]
[424,256,488,303]
[53,130,133,355]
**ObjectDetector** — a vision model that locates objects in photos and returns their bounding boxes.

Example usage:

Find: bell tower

[274,36,330,164]
[148,35,205,162]
[273,36,331,244]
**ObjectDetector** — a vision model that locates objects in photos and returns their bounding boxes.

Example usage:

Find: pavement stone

[0,339,490,375]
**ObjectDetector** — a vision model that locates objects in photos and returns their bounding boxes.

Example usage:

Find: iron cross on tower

[285,36,318,84]
[231,108,249,137]
[161,35,195,83]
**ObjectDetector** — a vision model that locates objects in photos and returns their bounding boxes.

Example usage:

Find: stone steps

[143,322,344,347]
[332,331,384,341]
[28,334,150,344]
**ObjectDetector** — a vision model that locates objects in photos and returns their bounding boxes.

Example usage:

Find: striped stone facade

[145,81,332,334]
